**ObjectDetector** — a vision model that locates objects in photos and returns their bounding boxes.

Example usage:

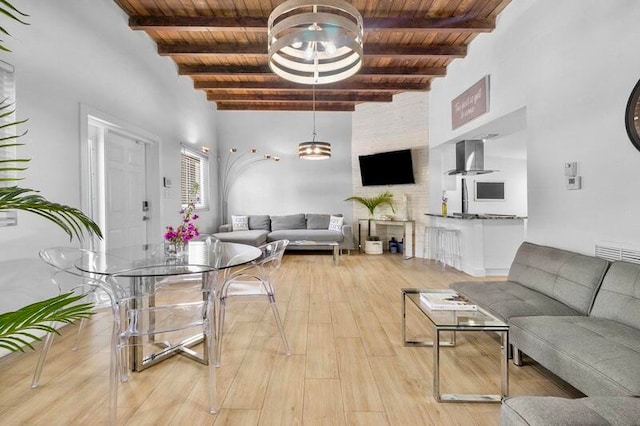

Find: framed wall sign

[451,75,490,129]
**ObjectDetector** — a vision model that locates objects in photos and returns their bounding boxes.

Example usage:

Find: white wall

[216,110,353,224]
[429,0,640,254]
[0,1,218,258]
[352,92,429,255]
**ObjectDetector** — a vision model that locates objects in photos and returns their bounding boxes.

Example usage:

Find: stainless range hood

[446,140,495,175]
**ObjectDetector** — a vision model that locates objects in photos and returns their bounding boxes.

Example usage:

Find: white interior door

[104,130,147,250]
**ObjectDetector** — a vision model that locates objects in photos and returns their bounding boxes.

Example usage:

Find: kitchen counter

[425,213,527,277]
[425,213,527,220]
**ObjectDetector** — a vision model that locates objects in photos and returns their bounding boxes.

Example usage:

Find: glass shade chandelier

[268,0,364,85]
[298,85,331,160]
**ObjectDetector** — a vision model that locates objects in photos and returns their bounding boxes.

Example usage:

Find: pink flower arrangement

[164,201,200,244]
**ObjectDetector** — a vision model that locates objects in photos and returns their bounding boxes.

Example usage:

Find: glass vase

[165,240,186,259]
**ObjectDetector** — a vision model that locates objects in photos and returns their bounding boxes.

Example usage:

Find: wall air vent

[595,243,640,264]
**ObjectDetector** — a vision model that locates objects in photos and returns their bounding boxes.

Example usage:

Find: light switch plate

[163,177,172,188]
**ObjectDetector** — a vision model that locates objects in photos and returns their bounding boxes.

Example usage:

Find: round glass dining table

[74,240,261,372]
[75,240,262,277]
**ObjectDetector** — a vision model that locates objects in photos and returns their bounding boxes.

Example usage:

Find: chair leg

[109,327,120,426]
[72,318,87,351]
[206,302,217,414]
[31,331,55,388]
[215,297,226,367]
[268,294,290,356]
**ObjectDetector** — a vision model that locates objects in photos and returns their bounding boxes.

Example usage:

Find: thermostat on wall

[163,177,172,188]
[564,162,577,177]
[566,176,581,190]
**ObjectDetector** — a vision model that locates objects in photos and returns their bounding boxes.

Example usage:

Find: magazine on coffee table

[419,291,478,311]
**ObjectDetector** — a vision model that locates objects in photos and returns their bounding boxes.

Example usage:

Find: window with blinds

[180,147,209,210]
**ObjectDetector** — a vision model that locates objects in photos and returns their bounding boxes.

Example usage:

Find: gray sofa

[213,213,354,251]
[509,260,640,397]
[450,242,640,421]
[451,242,610,322]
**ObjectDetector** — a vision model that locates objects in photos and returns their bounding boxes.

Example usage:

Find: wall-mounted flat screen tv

[358,149,415,186]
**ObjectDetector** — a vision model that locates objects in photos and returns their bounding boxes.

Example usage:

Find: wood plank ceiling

[114,0,511,112]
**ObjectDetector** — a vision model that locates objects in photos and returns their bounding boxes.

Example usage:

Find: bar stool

[423,226,445,261]
[439,229,461,270]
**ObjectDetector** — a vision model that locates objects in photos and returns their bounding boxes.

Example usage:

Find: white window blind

[180,146,209,210]
[0,60,18,226]
[0,61,16,185]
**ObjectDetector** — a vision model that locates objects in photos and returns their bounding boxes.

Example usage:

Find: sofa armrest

[340,224,355,250]
[218,224,232,233]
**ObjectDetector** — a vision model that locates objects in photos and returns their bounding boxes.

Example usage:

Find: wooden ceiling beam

[216,102,355,112]
[179,64,445,78]
[159,43,466,58]
[206,93,393,103]
[129,16,495,33]
[195,80,430,92]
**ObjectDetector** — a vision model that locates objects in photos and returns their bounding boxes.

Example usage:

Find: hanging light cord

[312,84,317,142]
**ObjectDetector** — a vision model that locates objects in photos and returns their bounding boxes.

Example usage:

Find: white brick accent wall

[351,92,429,257]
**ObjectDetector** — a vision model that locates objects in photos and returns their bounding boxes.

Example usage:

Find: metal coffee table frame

[288,240,340,265]
[402,288,509,403]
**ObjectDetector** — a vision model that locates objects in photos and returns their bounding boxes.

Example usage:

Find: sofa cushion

[450,280,581,322]
[212,230,268,247]
[590,261,640,329]
[501,396,640,426]
[270,213,306,231]
[248,215,271,231]
[268,229,343,244]
[509,315,640,396]
[231,215,249,231]
[306,213,330,229]
[507,242,609,315]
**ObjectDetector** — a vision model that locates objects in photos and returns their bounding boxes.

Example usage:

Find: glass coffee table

[288,240,340,265]
[401,288,509,403]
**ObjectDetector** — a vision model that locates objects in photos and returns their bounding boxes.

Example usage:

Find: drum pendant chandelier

[298,85,331,160]
[268,0,364,85]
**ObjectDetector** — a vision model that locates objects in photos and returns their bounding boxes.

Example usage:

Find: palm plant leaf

[0,292,94,352]
[0,0,28,26]
[0,0,103,355]
[345,191,395,215]
[0,186,103,240]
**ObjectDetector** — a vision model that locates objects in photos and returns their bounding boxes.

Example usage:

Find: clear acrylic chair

[32,247,106,388]
[217,239,290,366]
[105,265,218,425]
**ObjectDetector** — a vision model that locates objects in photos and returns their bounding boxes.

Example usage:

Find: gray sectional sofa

[449,242,640,424]
[213,213,354,251]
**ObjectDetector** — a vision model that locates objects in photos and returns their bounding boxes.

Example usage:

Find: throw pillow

[328,215,344,232]
[231,215,249,231]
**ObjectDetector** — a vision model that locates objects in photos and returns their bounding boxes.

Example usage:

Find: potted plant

[0,2,101,353]
[345,191,395,219]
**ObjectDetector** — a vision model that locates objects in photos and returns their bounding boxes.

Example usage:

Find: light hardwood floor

[0,253,581,425]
